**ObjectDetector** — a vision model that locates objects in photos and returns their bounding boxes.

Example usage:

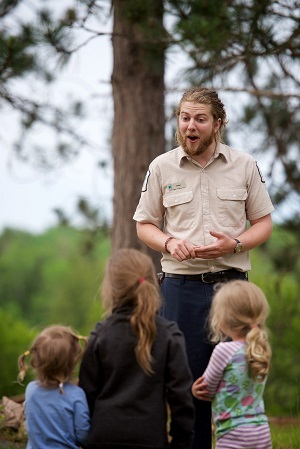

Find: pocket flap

[217,188,247,201]
[163,190,193,207]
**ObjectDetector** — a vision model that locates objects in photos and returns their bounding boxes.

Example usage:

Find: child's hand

[192,376,211,401]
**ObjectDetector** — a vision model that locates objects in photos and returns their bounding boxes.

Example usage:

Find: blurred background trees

[0,224,299,416]
[1,0,300,416]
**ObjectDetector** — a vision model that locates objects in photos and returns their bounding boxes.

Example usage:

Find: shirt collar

[178,142,229,167]
[215,142,230,161]
[177,146,187,166]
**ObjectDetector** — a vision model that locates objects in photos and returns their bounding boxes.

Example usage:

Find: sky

[1,1,192,234]
[1,2,115,234]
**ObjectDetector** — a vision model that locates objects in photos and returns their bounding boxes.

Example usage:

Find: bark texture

[111,0,165,269]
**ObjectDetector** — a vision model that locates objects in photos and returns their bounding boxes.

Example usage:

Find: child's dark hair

[101,248,161,375]
[209,280,271,381]
[18,325,87,393]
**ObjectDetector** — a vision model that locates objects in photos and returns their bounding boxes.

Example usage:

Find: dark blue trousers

[161,273,247,449]
[161,278,214,449]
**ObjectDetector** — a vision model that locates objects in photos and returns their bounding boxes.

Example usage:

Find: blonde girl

[18,325,90,449]
[79,248,195,449]
[192,280,272,449]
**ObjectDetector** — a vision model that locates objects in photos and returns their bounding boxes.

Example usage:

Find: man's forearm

[237,214,273,252]
[136,222,169,252]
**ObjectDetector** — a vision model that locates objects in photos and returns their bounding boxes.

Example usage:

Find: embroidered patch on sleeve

[142,169,151,192]
[255,162,266,183]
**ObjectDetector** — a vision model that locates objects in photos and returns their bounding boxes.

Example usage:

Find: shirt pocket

[217,188,247,227]
[163,190,195,232]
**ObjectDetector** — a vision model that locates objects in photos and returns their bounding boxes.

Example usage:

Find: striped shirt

[203,341,272,448]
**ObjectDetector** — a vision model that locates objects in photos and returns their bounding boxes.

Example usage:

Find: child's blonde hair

[209,280,271,381]
[101,248,161,375]
[18,325,87,393]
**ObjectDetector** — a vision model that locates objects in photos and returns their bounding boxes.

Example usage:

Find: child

[79,248,195,449]
[192,280,272,449]
[18,325,91,449]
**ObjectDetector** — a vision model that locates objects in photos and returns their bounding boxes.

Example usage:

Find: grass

[0,444,26,449]
[0,403,27,449]
[0,421,299,449]
[270,420,300,449]
[0,429,26,449]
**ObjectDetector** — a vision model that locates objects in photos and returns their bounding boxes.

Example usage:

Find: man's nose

[187,119,196,130]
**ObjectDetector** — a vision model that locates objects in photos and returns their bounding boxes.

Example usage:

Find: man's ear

[214,118,221,132]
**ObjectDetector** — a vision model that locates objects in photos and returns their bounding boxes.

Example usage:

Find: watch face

[234,239,242,253]
[234,243,242,253]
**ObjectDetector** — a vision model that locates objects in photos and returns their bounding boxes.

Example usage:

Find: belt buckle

[201,272,215,283]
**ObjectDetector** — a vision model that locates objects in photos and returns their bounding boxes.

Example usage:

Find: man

[133,87,274,449]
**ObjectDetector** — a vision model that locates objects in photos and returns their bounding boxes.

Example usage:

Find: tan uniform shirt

[133,144,274,274]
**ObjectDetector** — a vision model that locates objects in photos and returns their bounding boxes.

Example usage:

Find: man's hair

[101,248,161,375]
[176,87,228,143]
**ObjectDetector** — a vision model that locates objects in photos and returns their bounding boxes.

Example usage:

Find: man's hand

[167,238,197,262]
[192,376,211,401]
[194,231,236,259]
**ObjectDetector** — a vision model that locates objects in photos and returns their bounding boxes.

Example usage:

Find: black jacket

[79,306,195,449]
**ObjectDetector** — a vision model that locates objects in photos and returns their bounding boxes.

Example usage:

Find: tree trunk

[111,0,165,270]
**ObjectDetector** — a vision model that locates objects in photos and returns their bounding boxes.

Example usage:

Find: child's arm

[192,342,238,400]
[191,375,210,401]
[74,388,91,444]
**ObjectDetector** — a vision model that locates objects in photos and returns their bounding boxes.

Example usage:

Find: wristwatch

[233,238,243,253]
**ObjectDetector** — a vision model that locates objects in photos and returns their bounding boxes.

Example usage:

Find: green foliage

[0,226,110,397]
[0,308,36,397]
[261,226,300,274]
[1,224,300,417]
[262,275,300,416]
[249,225,300,417]
[0,226,109,330]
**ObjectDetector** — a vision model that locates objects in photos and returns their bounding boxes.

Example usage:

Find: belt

[163,269,247,284]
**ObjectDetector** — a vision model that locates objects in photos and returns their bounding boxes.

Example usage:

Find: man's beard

[178,130,215,157]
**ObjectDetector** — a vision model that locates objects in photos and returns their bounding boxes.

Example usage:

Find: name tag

[167,182,186,191]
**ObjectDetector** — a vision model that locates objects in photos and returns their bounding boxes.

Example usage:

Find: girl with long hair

[192,280,272,449]
[79,248,195,449]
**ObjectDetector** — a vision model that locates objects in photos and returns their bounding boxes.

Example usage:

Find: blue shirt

[25,380,90,449]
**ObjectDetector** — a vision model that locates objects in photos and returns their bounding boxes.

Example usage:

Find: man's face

[177,102,220,156]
